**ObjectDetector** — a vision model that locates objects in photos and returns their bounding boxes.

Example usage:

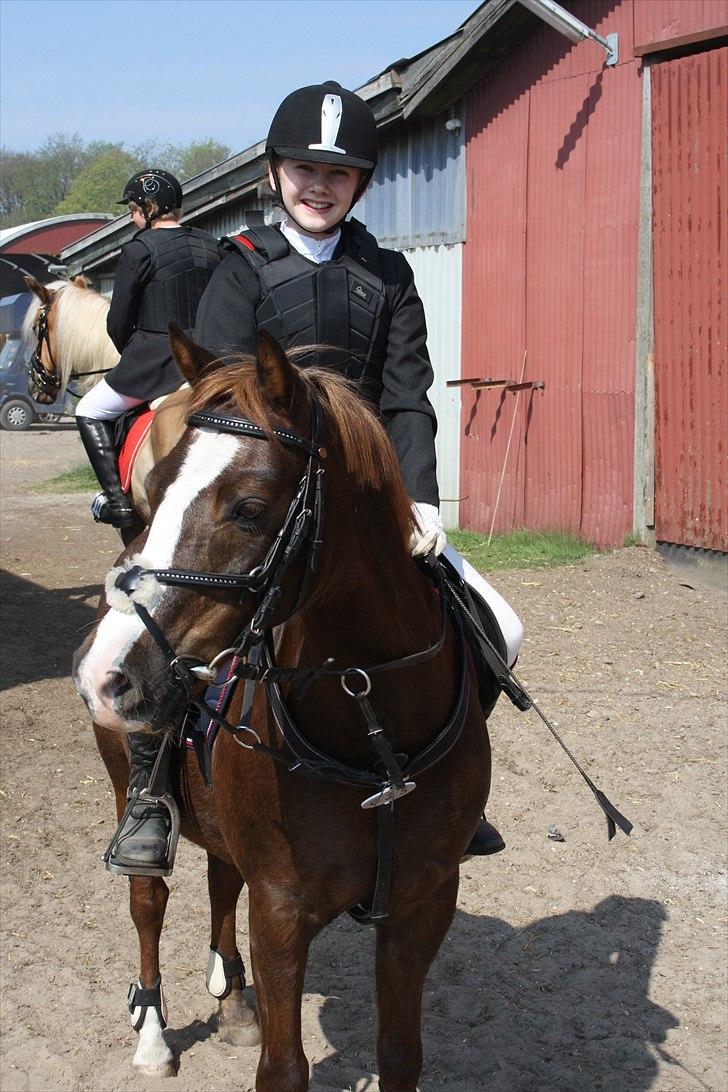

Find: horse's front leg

[128,875,175,1076]
[375,871,460,1092]
[207,853,260,1046]
[249,883,320,1092]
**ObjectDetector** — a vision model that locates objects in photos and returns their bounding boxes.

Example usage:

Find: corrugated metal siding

[405,244,462,528]
[355,111,465,249]
[651,46,727,550]
[195,195,278,239]
[634,0,728,50]
[461,0,640,546]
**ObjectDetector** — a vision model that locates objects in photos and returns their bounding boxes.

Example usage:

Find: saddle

[115,405,155,493]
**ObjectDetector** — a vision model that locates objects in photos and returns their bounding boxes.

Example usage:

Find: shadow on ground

[0,569,100,689]
[307,895,684,1091]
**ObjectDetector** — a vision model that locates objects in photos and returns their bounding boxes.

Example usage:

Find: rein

[29,296,110,401]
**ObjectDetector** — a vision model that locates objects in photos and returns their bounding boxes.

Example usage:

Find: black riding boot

[105,732,172,875]
[463,818,506,858]
[76,416,138,529]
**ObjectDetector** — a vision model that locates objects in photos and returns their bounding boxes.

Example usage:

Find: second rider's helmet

[117,169,183,226]
[266,81,378,214]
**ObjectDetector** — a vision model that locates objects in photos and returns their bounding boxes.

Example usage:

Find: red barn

[458,0,726,551]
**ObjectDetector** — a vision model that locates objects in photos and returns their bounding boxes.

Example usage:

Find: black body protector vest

[228,220,389,406]
[136,227,221,333]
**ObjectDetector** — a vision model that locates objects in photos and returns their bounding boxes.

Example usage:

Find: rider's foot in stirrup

[462,818,506,859]
[91,491,138,529]
[106,794,172,873]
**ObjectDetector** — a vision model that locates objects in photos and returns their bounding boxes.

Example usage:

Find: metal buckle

[361,780,416,809]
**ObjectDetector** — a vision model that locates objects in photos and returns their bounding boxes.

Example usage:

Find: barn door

[651,45,727,550]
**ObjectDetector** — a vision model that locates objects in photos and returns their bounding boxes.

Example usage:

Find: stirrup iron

[102,789,180,877]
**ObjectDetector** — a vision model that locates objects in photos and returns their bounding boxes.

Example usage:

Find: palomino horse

[73,327,497,1091]
[23,275,120,405]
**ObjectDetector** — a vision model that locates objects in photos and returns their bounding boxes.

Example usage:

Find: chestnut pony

[73,329,494,1091]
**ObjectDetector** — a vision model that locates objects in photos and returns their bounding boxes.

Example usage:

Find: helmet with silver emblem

[117,169,183,222]
[266,81,378,206]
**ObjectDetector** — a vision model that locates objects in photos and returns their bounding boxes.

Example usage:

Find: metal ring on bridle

[341,669,372,698]
[232,726,262,750]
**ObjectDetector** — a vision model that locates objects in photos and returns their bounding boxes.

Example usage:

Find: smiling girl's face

[271,158,362,236]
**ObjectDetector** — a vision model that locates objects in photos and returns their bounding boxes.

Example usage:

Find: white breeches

[75,379,145,420]
[442,544,524,667]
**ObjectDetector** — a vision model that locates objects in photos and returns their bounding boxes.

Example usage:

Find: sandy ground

[0,425,726,1092]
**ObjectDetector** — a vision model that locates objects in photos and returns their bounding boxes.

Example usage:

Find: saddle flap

[118,407,155,493]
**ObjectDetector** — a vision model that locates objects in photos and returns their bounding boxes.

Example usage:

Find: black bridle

[28,295,111,404]
[112,399,473,920]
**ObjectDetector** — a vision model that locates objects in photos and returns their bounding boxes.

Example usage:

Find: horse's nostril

[102,670,131,702]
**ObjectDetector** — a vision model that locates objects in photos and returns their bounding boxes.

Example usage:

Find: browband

[188,410,327,461]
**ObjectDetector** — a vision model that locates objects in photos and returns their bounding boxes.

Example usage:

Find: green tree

[0,133,94,227]
[54,147,143,214]
[175,140,231,182]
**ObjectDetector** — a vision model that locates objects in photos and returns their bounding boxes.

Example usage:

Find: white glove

[410,502,447,557]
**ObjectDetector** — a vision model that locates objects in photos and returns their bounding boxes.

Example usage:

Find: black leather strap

[127,976,166,1031]
[188,410,326,461]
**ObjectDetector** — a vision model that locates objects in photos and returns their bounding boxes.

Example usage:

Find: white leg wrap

[132,1003,173,1073]
[442,545,524,667]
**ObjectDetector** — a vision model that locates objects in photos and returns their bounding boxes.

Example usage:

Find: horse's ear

[256,329,297,407]
[71,274,89,288]
[24,276,54,306]
[168,322,218,385]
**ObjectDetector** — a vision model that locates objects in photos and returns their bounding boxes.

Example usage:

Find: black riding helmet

[266,81,378,231]
[117,169,183,228]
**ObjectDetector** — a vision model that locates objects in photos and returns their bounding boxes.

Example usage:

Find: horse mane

[22,282,120,391]
[188,354,414,543]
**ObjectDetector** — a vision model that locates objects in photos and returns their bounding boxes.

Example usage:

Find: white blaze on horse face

[75,430,240,729]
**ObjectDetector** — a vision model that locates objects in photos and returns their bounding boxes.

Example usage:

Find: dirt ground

[1,425,726,1092]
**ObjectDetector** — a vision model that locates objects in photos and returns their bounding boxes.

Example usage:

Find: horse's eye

[230,498,266,525]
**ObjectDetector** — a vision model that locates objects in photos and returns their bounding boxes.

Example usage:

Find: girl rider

[106,85,521,875]
[75,169,221,530]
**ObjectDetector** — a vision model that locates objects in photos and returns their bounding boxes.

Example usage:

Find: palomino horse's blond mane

[22,281,120,397]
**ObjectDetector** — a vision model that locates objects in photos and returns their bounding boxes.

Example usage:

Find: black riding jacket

[106,226,222,401]
[194,220,439,506]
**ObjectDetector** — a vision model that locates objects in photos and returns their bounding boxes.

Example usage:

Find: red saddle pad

[118,408,155,493]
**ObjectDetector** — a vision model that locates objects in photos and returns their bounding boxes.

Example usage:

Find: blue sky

[1,0,481,153]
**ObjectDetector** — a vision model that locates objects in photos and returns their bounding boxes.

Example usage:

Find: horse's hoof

[133,1060,176,1078]
[218,1020,261,1047]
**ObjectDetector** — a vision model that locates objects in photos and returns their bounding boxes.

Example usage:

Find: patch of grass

[37,463,98,493]
[623,532,644,548]
[447,528,596,572]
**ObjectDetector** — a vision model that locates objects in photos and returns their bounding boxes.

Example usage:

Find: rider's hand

[409,502,447,557]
